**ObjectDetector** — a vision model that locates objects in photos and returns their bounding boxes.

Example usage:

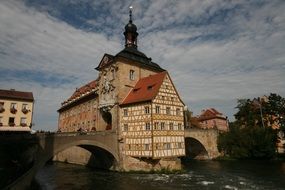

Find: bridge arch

[51,139,119,170]
[185,137,209,159]
[53,139,119,162]
[6,132,119,189]
[184,128,220,159]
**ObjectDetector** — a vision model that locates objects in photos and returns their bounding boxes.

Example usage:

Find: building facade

[196,108,229,132]
[0,89,34,132]
[120,71,185,159]
[58,80,98,132]
[57,9,185,170]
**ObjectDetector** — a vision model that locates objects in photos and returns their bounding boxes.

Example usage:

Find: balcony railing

[9,122,15,127]
[22,108,29,114]
[10,107,17,114]
[20,123,27,127]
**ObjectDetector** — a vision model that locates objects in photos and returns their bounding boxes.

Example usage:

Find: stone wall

[121,156,182,172]
[53,146,92,166]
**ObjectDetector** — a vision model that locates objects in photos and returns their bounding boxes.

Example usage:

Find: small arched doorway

[184,137,209,160]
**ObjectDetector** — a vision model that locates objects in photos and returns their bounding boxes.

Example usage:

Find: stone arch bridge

[3,128,220,189]
[184,128,220,159]
[4,131,119,190]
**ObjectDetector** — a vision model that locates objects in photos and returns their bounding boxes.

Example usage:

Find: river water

[34,160,285,190]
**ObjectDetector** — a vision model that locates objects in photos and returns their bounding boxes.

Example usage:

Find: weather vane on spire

[129,6,133,23]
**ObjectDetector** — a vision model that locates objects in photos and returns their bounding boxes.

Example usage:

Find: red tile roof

[121,71,167,105]
[197,108,226,121]
[62,80,97,105]
[0,89,34,101]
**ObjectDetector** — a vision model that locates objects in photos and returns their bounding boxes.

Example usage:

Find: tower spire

[129,6,133,23]
[124,6,138,49]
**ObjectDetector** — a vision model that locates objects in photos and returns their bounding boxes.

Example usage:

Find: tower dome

[124,6,138,48]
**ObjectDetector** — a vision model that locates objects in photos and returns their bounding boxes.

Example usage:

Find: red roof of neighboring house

[0,89,34,101]
[198,108,226,121]
[121,71,167,105]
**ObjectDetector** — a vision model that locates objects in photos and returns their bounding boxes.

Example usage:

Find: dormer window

[133,88,140,93]
[129,70,135,80]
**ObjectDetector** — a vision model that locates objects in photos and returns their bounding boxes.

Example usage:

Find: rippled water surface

[35,160,285,190]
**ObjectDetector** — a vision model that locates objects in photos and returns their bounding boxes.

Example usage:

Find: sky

[0,0,284,131]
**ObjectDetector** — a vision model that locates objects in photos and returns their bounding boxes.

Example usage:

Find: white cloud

[0,0,284,130]
[0,0,120,130]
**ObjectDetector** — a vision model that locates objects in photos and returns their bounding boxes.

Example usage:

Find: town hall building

[57,8,185,171]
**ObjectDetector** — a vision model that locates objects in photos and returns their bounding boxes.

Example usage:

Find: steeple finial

[129,6,133,23]
[124,5,138,49]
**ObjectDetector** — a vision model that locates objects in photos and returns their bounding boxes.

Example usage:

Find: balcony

[10,107,17,114]
[20,123,27,127]
[9,122,15,127]
[22,108,29,114]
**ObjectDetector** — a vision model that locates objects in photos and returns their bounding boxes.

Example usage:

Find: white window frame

[155,106,160,114]
[154,122,159,130]
[10,103,17,109]
[176,108,181,116]
[129,70,135,80]
[161,122,165,130]
[166,107,171,115]
[145,144,150,150]
[178,123,182,130]
[20,117,27,124]
[169,122,174,130]
[123,109,128,116]
[123,124,128,131]
[145,122,151,130]
[145,106,150,114]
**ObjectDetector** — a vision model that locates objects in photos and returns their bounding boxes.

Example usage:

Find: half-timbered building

[120,71,185,158]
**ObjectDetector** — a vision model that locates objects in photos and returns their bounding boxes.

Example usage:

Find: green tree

[218,93,285,159]
[264,93,285,130]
